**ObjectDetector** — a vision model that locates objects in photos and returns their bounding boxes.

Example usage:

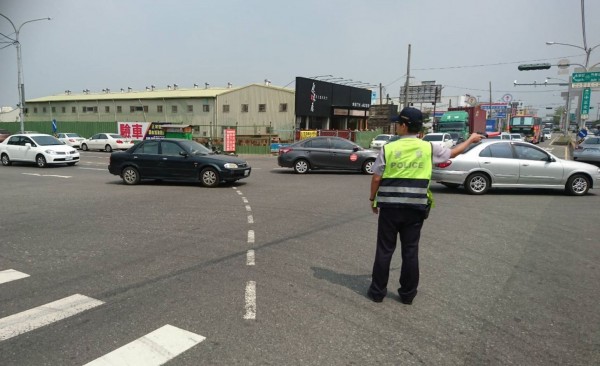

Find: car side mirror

[25,143,32,148]
[179,151,188,157]
[353,147,359,152]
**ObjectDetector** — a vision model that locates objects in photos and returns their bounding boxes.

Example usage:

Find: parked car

[108,138,251,187]
[0,133,80,167]
[369,134,394,150]
[422,133,454,148]
[81,133,134,152]
[432,140,600,196]
[277,136,378,174]
[573,136,600,163]
[56,132,85,148]
[0,129,10,143]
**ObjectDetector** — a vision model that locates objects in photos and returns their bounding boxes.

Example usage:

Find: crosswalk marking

[0,269,30,285]
[83,324,205,366]
[0,294,104,341]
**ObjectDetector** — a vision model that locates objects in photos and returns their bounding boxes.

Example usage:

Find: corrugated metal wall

[0,121,117,137]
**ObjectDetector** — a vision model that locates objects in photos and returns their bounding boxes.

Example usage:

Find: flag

[51,119,57,133]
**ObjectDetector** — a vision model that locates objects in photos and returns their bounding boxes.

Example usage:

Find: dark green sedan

[108,139,251,187]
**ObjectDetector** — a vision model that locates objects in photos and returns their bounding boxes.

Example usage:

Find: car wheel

[293,159,310,174]
[121,166,140,185]
[105,144,113,152]
[36,154,47,168]
[464,172,490,195]
[441,182,460,189]
[81,143,88,151]
[565,174,590,196]
[1,153,11,166]
[362,159,375,175]
[200,167,220,187]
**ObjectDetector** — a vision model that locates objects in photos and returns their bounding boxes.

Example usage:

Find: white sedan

[0,134,80,167]
[80,133,135,152]
[423,133,454,148]
[56,132,85,148]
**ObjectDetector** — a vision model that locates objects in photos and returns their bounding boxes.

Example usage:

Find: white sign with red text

[118,122,151,140]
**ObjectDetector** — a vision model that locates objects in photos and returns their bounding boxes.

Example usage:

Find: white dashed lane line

[234,187,257,321]
[0,269,30,285]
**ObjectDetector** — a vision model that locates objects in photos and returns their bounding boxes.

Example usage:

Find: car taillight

[116,140,123,143]
[279,147,293,155]
[68,138,75,142]
[436,160,452,168]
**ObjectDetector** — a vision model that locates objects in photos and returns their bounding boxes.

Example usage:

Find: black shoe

[398,289,416,305]
[367,291,384,303]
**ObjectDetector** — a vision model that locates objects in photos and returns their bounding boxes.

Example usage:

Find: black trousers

[369,207,424,300]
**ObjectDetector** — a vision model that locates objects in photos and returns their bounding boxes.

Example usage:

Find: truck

[437,106,487,141]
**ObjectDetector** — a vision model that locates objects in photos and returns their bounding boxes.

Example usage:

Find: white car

[423,133,454,148]
[0,133,80,167]
[370,134,394,149]
[81,133,134,152]
[543,130,552,140]
[56,132,85,148]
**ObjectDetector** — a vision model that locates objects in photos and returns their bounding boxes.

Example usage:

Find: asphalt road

[0,140,599,365]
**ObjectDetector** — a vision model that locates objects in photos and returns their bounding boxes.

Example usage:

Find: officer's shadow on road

[311,266,398,300]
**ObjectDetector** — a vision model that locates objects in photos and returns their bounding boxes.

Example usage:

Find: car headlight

[44,149,58,155]
[224,163,238,169]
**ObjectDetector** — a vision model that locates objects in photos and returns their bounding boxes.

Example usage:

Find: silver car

[573,136,600,163]
[432,140,600,195]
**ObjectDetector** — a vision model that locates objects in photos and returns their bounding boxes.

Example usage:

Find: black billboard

[295,77,372,117]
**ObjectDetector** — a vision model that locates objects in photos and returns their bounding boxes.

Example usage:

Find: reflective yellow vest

[376,138,433,210]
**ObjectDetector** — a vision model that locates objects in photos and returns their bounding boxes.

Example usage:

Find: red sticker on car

[350,154,358,161]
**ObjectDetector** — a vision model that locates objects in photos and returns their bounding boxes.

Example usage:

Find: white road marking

[0,269,30,285]
[247,215,254,224]
[0,294,104,341]
[83,324,205,366]
[247,250,255,266]
[245,205,252,212]
[21,173,71,178]
[237,191,243,195]
[242,197,249,204]
[244,281,256,320]
[247,230,255,244]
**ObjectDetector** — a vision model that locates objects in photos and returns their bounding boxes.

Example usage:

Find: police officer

[367,107,483,304]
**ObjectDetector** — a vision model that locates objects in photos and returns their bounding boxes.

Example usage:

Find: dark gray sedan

[432,140,600,195]
[108,139,251,187]
[277,136,378,174]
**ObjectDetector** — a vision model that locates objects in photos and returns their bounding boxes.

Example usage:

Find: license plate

[66,156,73,160]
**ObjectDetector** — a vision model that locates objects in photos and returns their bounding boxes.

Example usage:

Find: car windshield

[178,140,214,155]
[374,135,391,141]
[423,135,442,141]
[30,135,63,146]
[66,133,81,138]
[511,134,521,138]
[109,134,125,139]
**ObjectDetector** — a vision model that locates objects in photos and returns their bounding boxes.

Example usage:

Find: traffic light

[518,63,552,71]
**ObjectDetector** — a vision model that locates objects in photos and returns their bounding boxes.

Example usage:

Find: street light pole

[0,13,51,133]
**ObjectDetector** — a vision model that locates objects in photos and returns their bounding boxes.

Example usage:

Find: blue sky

[2,0,600,115]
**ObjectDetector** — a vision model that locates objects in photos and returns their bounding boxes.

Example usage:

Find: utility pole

[403,44,411,108]
[379,83,383,105]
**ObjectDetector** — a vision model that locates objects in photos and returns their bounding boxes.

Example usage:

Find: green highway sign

[572,72,600,83]
[572,72,600,88]
[581,87,591,119]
